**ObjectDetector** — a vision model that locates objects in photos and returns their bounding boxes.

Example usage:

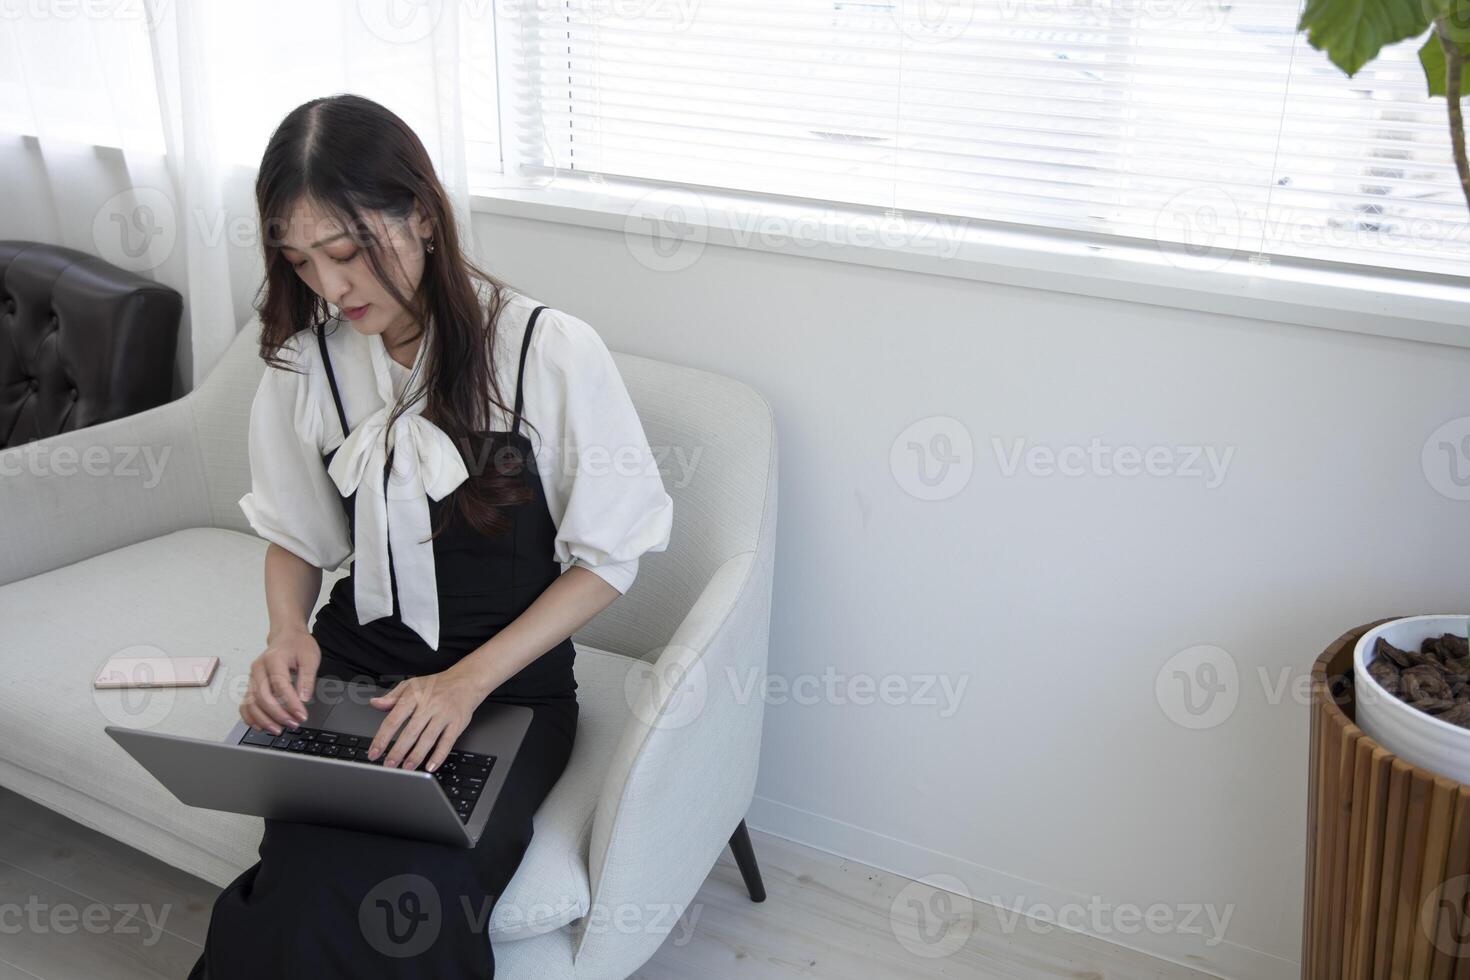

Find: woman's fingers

[369,688,402,707]
[369,679,406,709]
[400,717,453,772]
[382,700,435,769]
[267,664,308,725]
[368,682,414,761]
[248,660,297,732]
[364,678,472,771]
[422,722,460,774]
[294,653,318,703]
[241,690,285,735]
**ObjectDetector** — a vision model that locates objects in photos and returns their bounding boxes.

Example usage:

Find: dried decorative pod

[1408,698,1456,714]
[1375,637,1413,669]
[1403,665,1453,702]
[1368,633,1470,728]
[1368,658,1401,694]
[1439,703,1470,728]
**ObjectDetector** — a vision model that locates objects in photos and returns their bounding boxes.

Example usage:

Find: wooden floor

[0,787,1219,979]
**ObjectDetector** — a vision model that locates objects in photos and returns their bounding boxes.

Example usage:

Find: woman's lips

[342,304,370,320]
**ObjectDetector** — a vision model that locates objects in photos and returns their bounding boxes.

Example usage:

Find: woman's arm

[367,566,619,769]
[458,564,618,695]
[265,541,323,644]
[239,543,325,734]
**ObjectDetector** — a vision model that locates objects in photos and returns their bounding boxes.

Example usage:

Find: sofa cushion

[0,527,649,941]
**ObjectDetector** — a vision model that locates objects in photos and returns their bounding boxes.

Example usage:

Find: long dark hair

[252,94,535,538]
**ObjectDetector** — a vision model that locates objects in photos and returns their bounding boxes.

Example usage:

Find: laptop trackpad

[321,698,394,739]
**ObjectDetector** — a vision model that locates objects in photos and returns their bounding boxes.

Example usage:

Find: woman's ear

[411,201,434,242]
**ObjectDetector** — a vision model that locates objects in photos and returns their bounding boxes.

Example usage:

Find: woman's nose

[319,268,353,305]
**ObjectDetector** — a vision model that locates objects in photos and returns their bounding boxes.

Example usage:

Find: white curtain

[0,0,481,393]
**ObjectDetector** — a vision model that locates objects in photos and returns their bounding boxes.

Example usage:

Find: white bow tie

[326,332,468,650]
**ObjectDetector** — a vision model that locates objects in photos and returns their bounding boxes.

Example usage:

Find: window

[482,0,1470,279]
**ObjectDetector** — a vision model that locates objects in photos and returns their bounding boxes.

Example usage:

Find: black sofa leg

[728,818,766,902]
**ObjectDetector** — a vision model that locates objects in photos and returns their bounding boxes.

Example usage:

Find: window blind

[489,0,1470,279]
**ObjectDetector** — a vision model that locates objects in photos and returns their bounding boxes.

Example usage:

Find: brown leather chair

[0,240,182,448]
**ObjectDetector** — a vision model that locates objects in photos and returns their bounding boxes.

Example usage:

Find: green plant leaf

[1299,0,1431,75]
[1420,26,1470,95]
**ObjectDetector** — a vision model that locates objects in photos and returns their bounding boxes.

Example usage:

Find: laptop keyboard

[239,725,496,823]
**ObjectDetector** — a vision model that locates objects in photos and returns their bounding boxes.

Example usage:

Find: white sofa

[0,315,780,979]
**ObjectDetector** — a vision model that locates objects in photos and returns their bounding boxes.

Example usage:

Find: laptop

[105,676,533,848]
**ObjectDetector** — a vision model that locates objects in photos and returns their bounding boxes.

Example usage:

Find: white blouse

[237,289,674,651]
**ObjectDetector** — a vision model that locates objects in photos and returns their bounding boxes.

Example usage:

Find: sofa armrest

[572,537,776,978]
[0,397,211,586]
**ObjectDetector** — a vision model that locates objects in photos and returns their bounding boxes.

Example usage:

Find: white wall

[476,209,1470,978]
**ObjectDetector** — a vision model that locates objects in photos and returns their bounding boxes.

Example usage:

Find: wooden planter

[1304,618,1470,979]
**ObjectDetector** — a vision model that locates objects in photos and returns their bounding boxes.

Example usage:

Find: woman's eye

[289,251,357,270]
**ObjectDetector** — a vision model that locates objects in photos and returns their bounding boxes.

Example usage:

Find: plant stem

[1442,22,1470,214]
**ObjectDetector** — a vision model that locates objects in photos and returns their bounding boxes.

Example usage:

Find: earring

[424,236,436,254]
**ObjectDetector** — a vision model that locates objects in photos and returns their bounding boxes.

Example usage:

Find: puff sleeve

[237,333,354,571]
[522,308,674,595]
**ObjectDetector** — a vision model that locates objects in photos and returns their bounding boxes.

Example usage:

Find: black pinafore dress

[189,306,579,980]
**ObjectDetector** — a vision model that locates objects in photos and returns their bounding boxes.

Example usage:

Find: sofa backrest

[189,322,267,537]
[189,316,778,660]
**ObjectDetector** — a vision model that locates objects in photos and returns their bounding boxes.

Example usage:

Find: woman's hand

[367,662,488,772]
[240,626,319,735]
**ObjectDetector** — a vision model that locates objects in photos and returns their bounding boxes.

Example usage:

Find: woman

[187,94,674,978]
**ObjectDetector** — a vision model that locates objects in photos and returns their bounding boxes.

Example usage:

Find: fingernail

[426,762,436,772]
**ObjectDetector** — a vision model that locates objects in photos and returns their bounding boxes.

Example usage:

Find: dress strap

[510,306,546,438]
[315,323,350,442]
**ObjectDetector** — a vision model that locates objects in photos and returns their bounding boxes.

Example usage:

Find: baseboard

[745,794,1297,980]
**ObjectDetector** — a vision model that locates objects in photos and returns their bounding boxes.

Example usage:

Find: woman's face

[277,196,432,343]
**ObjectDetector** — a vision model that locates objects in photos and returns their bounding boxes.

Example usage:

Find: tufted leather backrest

[0,241,182,448]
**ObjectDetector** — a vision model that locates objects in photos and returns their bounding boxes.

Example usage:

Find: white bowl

[1353,614,1470,786]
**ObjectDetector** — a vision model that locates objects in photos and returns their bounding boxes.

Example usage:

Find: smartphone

[93,656,220,690]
